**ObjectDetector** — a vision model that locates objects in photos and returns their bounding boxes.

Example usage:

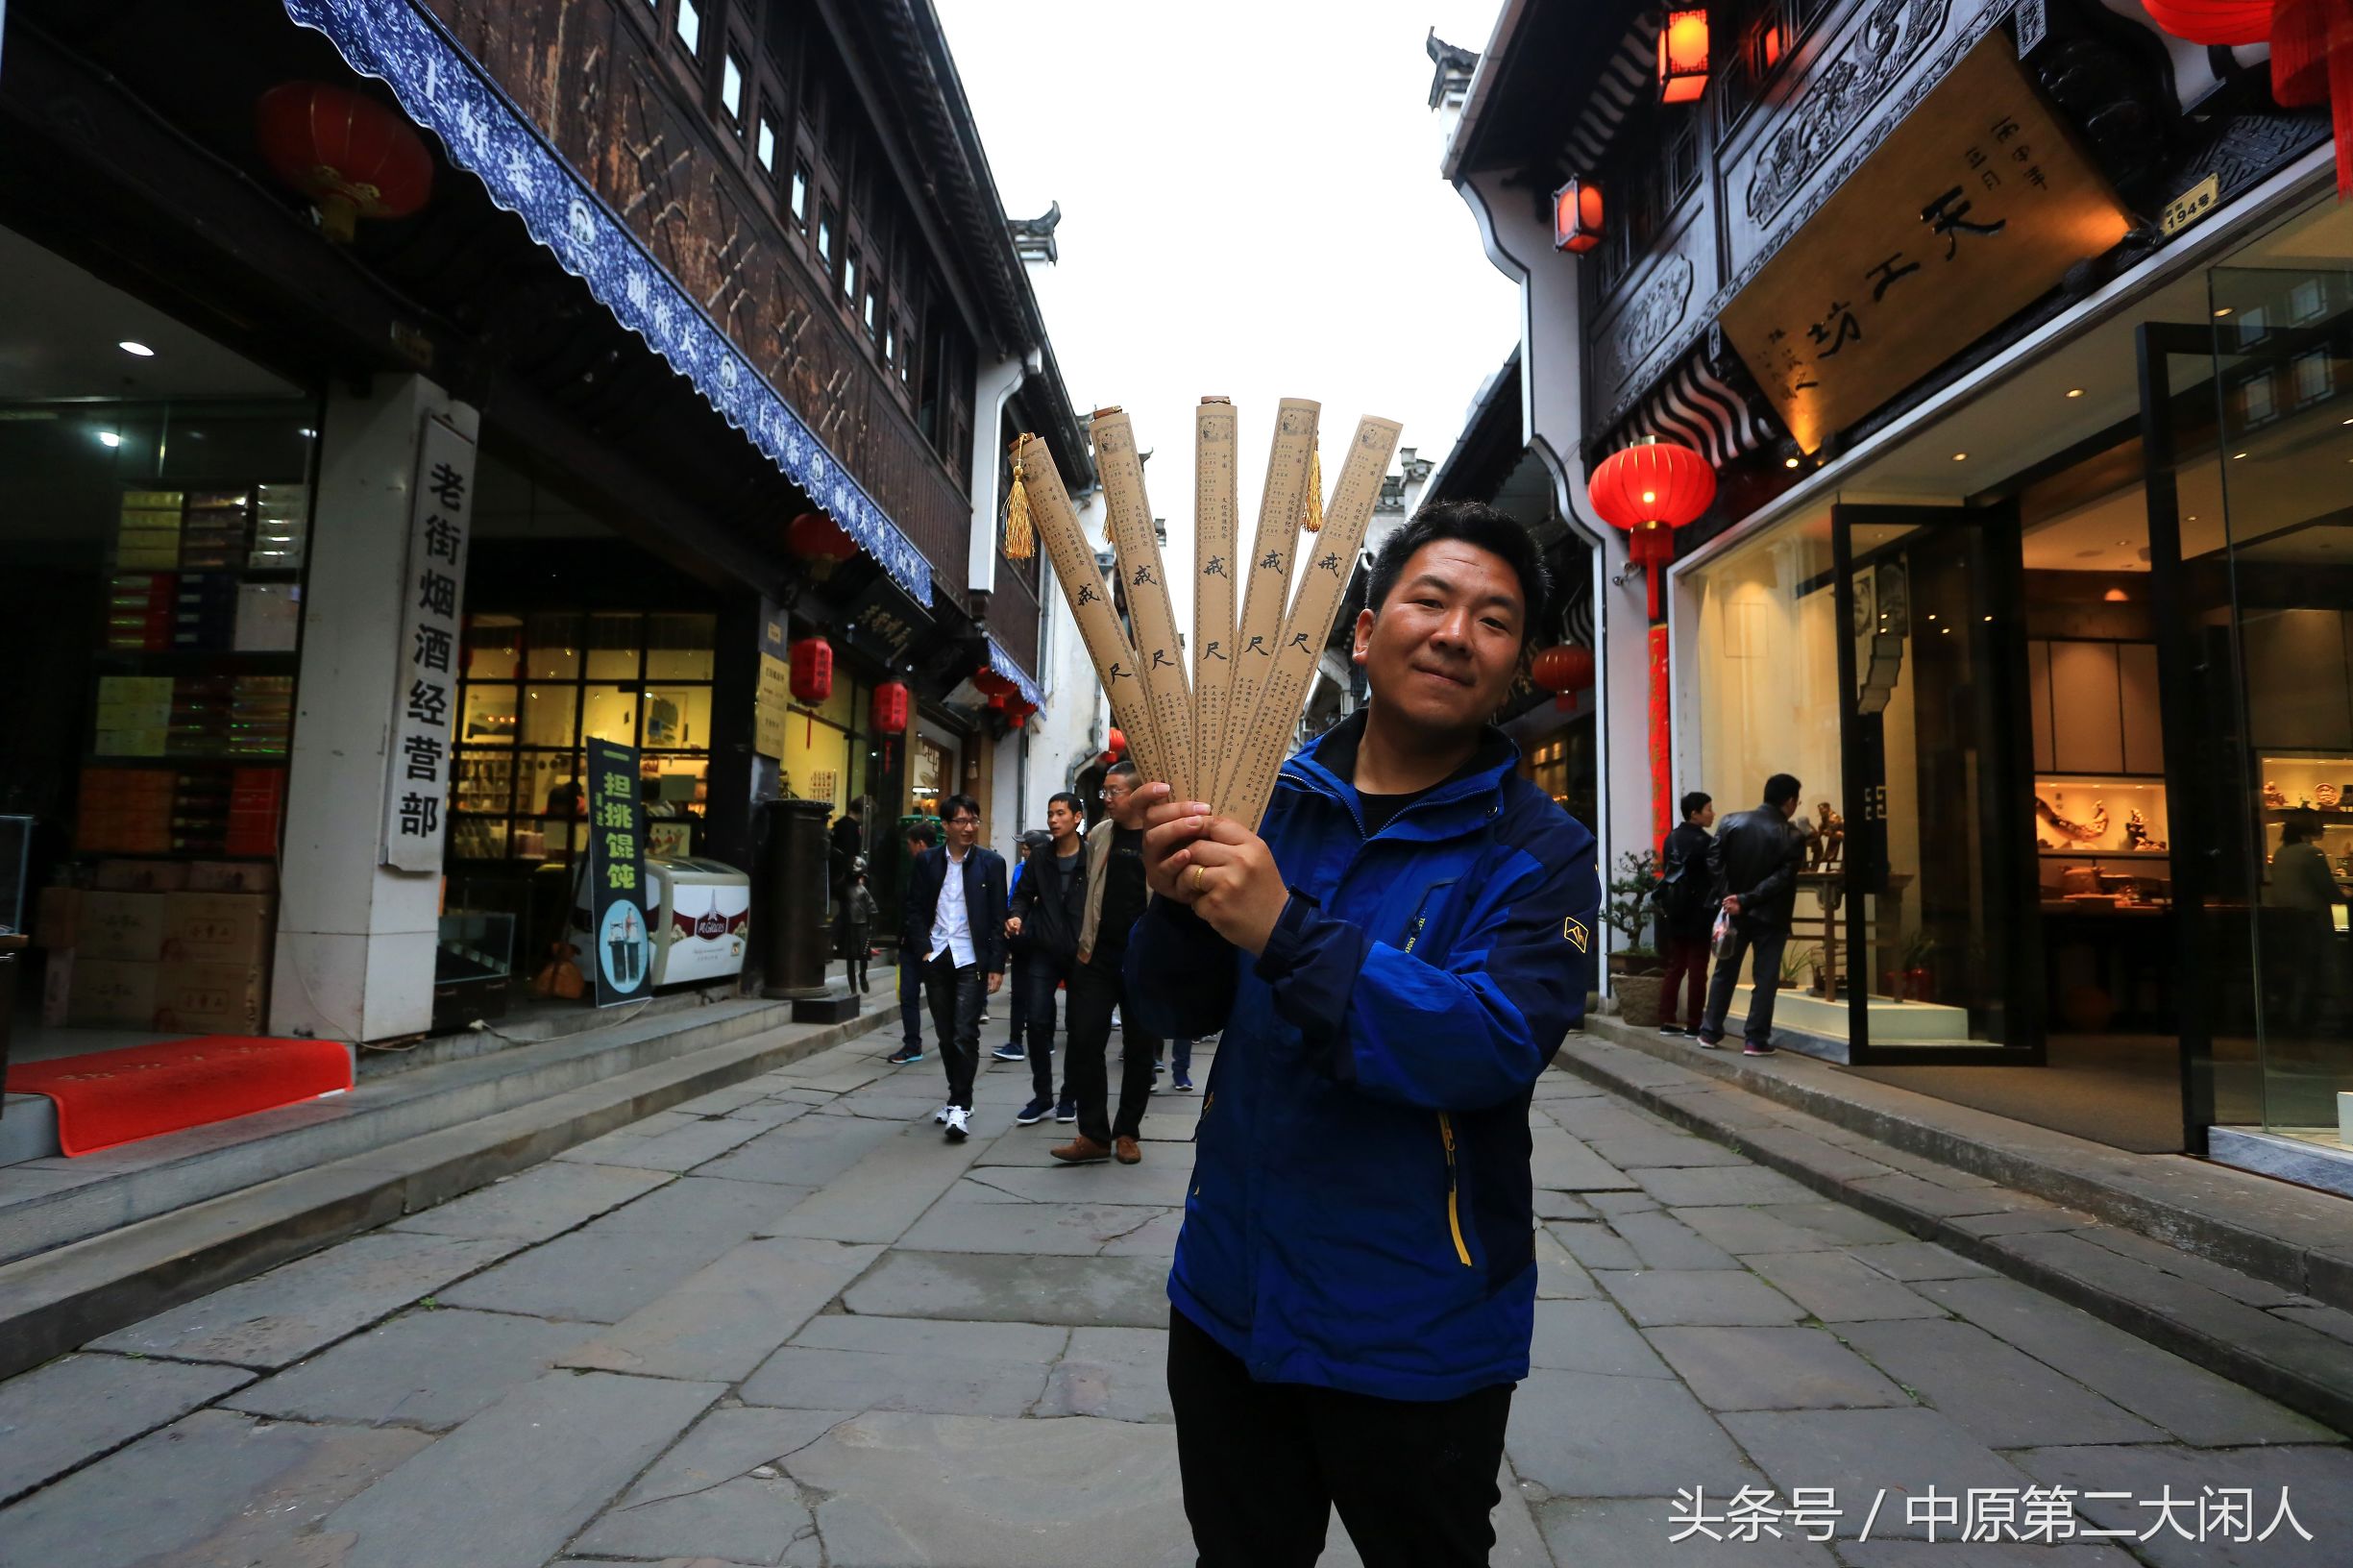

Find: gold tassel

[1004,451,1036,560]
[1301,441,1325,533]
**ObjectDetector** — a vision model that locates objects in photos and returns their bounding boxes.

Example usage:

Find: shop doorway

[1826,502,2041,1066]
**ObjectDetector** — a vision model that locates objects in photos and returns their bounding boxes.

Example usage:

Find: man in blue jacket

[896,794,1007,1141]
[1129,502,1599,1567]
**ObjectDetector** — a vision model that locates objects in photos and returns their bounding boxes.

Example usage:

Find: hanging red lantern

[2141,2,2352,198]
[972,668,1017,700]
[1657,8,1712,105]
[1553,176,1605,254]
[870,681,909,735]
[785,512,858,583]
[1531,645,1597,711]
[256,83,434,244]
[790,635,833,747]
[1588,439,1716,621]
[1107,726,1127,756]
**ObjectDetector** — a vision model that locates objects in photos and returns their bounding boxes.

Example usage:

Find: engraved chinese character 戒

[1921,186,2006,258]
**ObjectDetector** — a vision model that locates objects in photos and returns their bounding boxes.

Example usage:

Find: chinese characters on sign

[586,738,650,1007]
[1668,1483,2313,1547]
[1720,36,2131,453]
[380,416,476,872]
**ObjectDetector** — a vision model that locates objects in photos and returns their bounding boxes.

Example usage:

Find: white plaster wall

[271,377,479,1042]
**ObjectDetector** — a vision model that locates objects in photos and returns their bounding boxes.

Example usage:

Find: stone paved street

[1,1012,2346,1567]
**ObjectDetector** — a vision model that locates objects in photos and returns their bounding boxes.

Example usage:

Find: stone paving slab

[1532,1226,1599,1300]
[579,1170,807,1236]
[1718,1408,2031,1540]
[616,1404,855,1507]
[759,1124,983,1243]
[1836,1317,2165,1447]
[221,1306,594,1431]
[388,1161,673,1241]
[559,1237,882,1381]
[1833,1544,2142,1568]
[0,1407,432,1568]
[1530,1299,1675,1379]
[0,1352,254,1504]
[550,1110,700,1164]
[322,1368,723,1568]
[1534,1496,1840,1567]
[1741,1250,1948,1321]
[570,1474,818,1564]
[1596,1267,1808,1327]
[1610,1209,1745,1270]
[436,1224,755,1323]
[2015,1442,2353,1568]
[599,1112,773,1172]
[844,1249,1172,1327]
[87,1230,523,1368]
[1841,1240,1992,1283]
[1506,1368,1761,1498]
[1644,1326,1908,1411]
[1673,1205,1849,1255]
[693,1115,902,1188]
[743,1312,1065,1415]
[1530,1125,1641,1191]
[898,1191,1176,1255]
[962,1158,1196,1207]
[1039,1325,1174,1422]
[1916,1275,2338,1446]
[1629,1164,1818,1207]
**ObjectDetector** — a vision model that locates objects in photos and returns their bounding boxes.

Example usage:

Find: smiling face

[1352,538,1528,739]
[942,803,980,853]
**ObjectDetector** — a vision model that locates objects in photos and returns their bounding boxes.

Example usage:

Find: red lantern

[1658,8,1711,105]
[256,83,433,244]
[2142,2,2352,198]
[870,681,909,735]
[790,635,832,746]
[1107,726,1127,756]
[1588,439,1716,621]
[1552,177,1605,254]
[1532,645,1596,711]
[785,512,858,583]
[972,668,1017,700]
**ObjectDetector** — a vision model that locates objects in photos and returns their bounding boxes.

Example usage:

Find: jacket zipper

[1437,1113,1473,1267]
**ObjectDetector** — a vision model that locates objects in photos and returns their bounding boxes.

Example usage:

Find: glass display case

[433,908,517,1030]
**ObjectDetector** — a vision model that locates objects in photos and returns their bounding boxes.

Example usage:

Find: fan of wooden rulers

[1009,400,1402,829]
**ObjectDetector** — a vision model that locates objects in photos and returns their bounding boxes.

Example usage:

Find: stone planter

[1612,971,1666,1029]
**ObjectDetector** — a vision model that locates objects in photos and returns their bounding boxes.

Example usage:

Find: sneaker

[1114,1136,1142,1165]
[1657,1024,1685,1037]
[1171,1067,1193,1091]
[888,1045,924,1066]
[1050,1134,1112,1164]
[1743,1042,1778,1057]
[1016,1095,1055,1125]
[1055,1097,1078,1124]
[933,1103,952,1125]
[1693,1035,1722,1050]
[944,1106,970,1141]
[992,1043,1026,1062]
[1152,1062,1164,1077]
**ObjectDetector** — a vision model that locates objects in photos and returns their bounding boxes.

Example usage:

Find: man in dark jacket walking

[896,795,1006,1140]
[1695,773,1806,1056]
[1654,791,1717,1036]
[1005,795,1087,1124]
[1050,762,1162,1165]
[1129,502,1598,1567]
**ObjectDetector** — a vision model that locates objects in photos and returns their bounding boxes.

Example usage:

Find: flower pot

[1905,966,1932,1003]
[1882,969,1907,1003]
[1612,971,1666,1029]
[1607,950,1664,979]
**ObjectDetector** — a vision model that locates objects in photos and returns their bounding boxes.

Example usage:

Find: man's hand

[1168,817,1289,956]
[1004,916,1023,938]
[986,971,1003,995]
[1139,783,1216,902]
[1722,894,1742,914]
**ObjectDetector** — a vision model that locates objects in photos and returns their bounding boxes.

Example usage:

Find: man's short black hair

[904,821,937,847]
[942,793,981,822]
[1048,791,1082,816]
[1363,500,1550,648]
[1681,791,1712,821]
[1763,773,1802,809]
[1105,759,1138,783]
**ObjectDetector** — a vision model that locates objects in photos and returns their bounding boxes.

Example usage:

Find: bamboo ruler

[1012,434,1168,788]
[1220,415,1404,828]
[1091,407,1196,804]
[1213,398,1319,815]
[1191,397,1238,797]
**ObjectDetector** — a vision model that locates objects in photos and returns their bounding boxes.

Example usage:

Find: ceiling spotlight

[117,340,156,357]
[2065,388,2084,399]
[2214,306,2234,318]
[96,430,122,448]
[1951,452,1968,461]
[1783,456,1801,469]
[299,427,317,439]
[2234,452,2248,459]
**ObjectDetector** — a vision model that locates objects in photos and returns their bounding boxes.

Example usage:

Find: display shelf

[2032,773,2169,856]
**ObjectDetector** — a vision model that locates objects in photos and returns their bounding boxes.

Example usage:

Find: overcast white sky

[935,0,1518,590]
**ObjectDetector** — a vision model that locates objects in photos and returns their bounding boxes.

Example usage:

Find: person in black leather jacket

[1695,773,1806,1055]
[1654,792,1717,1036]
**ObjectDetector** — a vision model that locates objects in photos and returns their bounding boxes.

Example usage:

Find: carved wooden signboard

[1721,34,2128,454]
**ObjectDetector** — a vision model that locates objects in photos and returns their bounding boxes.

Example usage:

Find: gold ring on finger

[1192,865,1206,894]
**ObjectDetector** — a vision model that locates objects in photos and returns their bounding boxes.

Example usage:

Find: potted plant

[1900,928,1936,1005]
[1779,942,1813,996]
[1602,850,1667,1028]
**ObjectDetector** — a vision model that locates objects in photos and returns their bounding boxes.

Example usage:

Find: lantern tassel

[2271,0,2353,199]
[1300,442,1325,534]
[1004,455,1036,560]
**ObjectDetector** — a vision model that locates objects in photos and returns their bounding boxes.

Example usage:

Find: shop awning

[282,0,935,608]
[985,636,1043,710]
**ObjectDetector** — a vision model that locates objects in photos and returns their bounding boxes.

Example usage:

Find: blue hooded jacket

[1126,711,1599,1402]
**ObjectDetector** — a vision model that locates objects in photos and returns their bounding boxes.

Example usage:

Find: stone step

[1560,1023,2353,1436]
[0,1003,892,1380]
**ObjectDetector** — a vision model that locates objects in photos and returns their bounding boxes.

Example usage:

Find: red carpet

[5,1037,354,1157]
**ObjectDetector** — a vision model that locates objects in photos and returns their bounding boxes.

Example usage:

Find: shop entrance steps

[1565,1017,2353,1435]
[0,979,894,1379]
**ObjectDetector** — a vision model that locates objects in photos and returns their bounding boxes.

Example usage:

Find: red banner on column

[1649,625,1672,856]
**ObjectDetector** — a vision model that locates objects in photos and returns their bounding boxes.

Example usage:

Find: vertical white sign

[381,414,477,871]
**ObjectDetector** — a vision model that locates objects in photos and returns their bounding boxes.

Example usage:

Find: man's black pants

[1697,918,1787,1048]
[1021,951,1071,1103]
[898,955,923,1049]
[1007,952,1029,1046]
[925,952,985,1111]
[1166,1308,1511,1568]
[1066,956,1153,1143]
